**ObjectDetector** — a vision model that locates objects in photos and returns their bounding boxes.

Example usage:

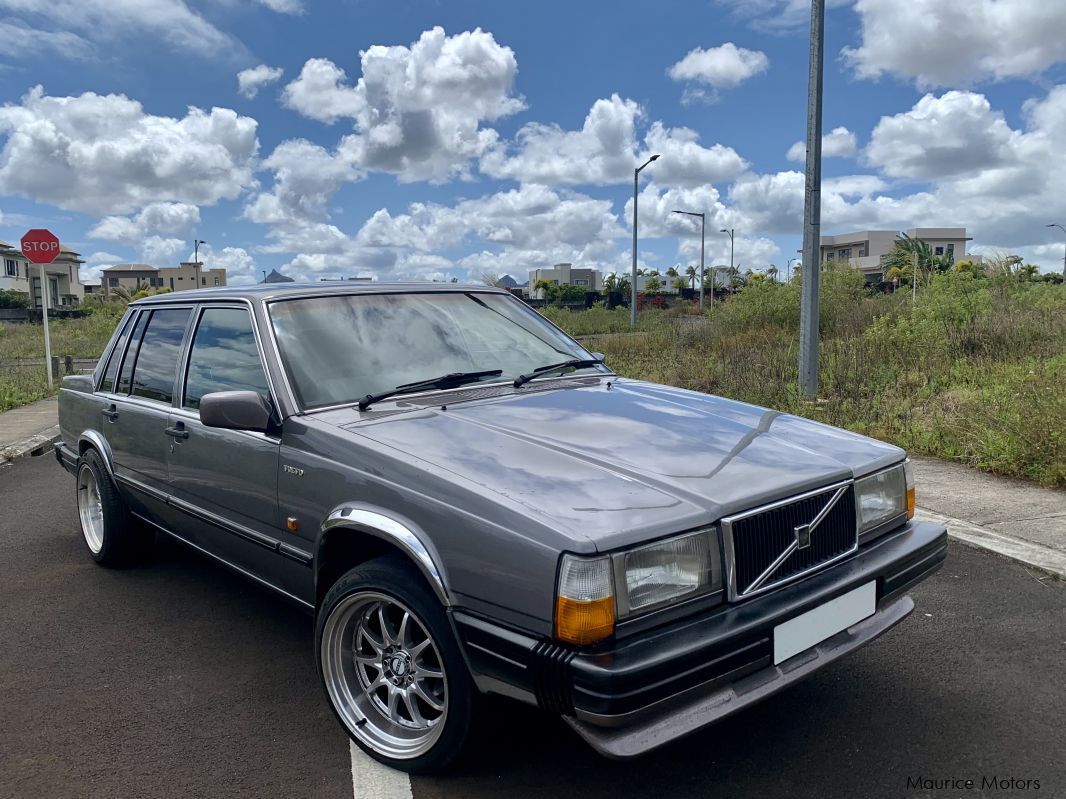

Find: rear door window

[128,308,192,404]
[99,312,137,393]
[183,308,271,411]
[116,312,149,395]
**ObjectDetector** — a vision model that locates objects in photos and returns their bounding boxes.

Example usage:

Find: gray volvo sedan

[55,283,947,773]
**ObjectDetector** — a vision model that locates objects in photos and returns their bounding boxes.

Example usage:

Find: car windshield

[269,291,604,409]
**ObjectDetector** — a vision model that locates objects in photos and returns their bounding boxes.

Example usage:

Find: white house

[819,227,973,282]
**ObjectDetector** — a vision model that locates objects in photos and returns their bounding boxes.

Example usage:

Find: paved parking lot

[2,453,1063,798]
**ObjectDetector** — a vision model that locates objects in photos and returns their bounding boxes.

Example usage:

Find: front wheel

[316,557,474,774]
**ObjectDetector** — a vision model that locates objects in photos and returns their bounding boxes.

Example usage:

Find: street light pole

[673,210,705,309]
[719,228,734,276]
[631,155,660,326]
[194,238,207,287]
[787,257,797,282]
[1046,224,1066,278]
[798,0,826,399]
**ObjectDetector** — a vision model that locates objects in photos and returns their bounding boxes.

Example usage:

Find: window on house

[213,277,221,286]
[947,244,955,260]
[935,246,944,255]
[839,248,852,260]
[201,277,206,285]
[825,251,835,262]
[5,259,16,277]
[574,279,589,286]
[109,277,119,287]
[859,247,867,257]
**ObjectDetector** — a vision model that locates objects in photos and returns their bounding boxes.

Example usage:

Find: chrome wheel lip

[321,590,449,760]
[77,464,105,555]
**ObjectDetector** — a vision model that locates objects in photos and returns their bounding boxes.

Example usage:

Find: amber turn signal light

[554,554,615,646]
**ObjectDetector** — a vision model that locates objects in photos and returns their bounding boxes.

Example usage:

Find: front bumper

[453,519,947,758]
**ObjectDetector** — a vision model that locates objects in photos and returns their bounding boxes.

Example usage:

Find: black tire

[315,555,475,775]
[75,448,153,567]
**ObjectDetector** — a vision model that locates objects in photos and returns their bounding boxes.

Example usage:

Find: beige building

[102,261,227,296]
[528,262,602,298]
[820,228,972,282]
[0,239,85,307]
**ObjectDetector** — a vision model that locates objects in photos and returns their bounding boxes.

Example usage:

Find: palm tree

[685,265,697,289]
[671,276,687,292]
[665,266,679,280]
[766,264,779,283]
[881,236,953,287]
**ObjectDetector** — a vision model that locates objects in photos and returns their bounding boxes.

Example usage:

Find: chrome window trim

[93,308,137,392]
[721,479,858,602]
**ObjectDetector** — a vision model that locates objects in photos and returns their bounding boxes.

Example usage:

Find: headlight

[617,530,719,616]
[554,530,721,646]
[854,463,910,535]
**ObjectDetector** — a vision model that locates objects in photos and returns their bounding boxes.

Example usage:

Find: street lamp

[1046,224,1066,279]
[673,210,706,309]
[787,257,798,282]
[193,238,207,287]
[631,154,660,326]
[719,227,735,276]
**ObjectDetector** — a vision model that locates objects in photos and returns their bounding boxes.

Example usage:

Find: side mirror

[199,391,272,433]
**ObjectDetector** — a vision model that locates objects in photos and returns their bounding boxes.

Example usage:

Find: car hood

[326,378,903,551]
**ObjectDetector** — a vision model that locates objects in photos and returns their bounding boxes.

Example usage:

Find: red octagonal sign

[21,228,61,264]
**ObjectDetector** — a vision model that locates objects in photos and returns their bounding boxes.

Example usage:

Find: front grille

[725,483,857,599]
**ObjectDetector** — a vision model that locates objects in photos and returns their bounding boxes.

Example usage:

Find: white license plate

[773,581,876,665]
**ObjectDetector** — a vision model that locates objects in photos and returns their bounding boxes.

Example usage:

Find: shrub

[0,289,29,309]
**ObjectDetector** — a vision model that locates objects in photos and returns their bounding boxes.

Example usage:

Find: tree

[685,265,698,289]
[665,266,679,280]
[881,236,953,287]
[533,278,555,298]
[766,264,779,282]
[671,276,688,292]
[644,275,662,293]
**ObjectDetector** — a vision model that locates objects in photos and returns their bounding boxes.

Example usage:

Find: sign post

[20,229,61,389]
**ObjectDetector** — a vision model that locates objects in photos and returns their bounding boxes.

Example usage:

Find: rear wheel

[316,557,474,774]
[75,449,152,567]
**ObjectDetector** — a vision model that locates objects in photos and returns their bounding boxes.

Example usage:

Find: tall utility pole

[631,155,660,326]
[1046,224,1066,278]
[798,0,825,399]
[787,257,797,282]
[673,210,705,309]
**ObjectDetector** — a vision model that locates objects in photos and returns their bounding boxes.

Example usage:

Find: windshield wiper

[358,369,503,410]
[512,358,604,388]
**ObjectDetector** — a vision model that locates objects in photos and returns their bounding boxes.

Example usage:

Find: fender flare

[318,504,450,606]
[77,430,116,480]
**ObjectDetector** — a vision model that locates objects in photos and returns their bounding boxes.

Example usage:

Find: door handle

[101,404,119,421]
[164,423,189,440]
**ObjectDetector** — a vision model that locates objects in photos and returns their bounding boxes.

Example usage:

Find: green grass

[0,305,125,411]
[544,271,1066,487]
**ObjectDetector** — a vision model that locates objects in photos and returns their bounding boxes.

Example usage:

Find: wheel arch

[316,505,450,608]
[77,430,115,479]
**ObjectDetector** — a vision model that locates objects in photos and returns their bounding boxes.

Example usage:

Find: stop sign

[21,228,61,264]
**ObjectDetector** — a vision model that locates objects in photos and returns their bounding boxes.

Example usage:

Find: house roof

[103,263,159,272]
[261,268,295,283]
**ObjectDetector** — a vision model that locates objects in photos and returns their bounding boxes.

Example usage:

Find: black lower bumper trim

[452,519,948,748]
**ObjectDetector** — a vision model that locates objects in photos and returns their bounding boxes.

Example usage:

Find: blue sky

[2,0,1065,284]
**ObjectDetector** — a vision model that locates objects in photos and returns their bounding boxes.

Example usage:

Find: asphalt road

[1,452,1063,799]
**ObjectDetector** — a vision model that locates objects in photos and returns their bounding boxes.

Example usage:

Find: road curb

[0,425,61,466]
[915,507,1066,581]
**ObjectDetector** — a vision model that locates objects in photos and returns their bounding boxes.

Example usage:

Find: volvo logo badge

[794,522,812,550]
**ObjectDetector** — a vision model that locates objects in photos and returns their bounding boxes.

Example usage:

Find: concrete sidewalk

[911,456,1066,580]
[0,397,1062,577]
[0,396,60,464]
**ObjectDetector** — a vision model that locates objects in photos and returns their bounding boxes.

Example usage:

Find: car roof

[128,281,510,306]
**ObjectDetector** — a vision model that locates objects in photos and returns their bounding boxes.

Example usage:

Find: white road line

[350,740,413,799]
[915,507,1066,580]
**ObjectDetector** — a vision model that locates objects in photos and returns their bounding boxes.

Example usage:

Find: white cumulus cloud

[843,0,1066,87]
[89,202,200,241]
[237,64,284,99]
[282,27,525,182]
[0,86,258,214]
[668,43,769,103]
[786,126,858,162]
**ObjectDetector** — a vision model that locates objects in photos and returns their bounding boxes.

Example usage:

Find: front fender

[317,503,450,605]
